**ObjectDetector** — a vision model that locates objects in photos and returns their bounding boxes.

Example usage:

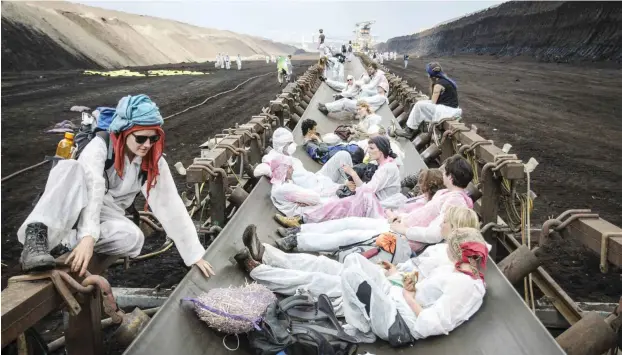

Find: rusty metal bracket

[540,209,600,246]
[601,232,622,273]
[9,269,82,316]
[459,139,494,156]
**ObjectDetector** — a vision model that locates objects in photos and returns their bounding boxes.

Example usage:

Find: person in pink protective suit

[274,155,473,253]
[273,135,404,229]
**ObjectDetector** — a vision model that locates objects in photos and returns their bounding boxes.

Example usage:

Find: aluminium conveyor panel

[124,57,565,355]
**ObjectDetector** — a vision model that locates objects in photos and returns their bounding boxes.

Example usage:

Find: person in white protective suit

[225,54,231,70]
[275,154,474,252]
[254,128,352,199]
[359,62,388,98]
[235,226,488,344]
[236,54,242,70]
[273,136,404,230]
[215,53,221,68]
[395,62,462,139]
[236,205,477,313]
[273,167,442,253]
[317,79,389,115]
[17,94,215,278]
[347,101,382,139]
[286,55,293,78]
[266,55,270,64]
[318,29,326,58]
[324,75,361,100]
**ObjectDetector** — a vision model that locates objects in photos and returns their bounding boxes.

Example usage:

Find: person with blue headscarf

[395,62,462,140]
[18,94,215,280]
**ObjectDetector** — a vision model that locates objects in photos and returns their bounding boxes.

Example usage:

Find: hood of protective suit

[272,128,298,155]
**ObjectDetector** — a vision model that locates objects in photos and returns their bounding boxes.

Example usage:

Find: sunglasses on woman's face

[132,133,160,145]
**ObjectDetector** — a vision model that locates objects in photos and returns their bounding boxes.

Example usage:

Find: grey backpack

[248,294,358,355]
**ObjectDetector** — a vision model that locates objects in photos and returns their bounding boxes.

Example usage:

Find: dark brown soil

[384,55,622,303]
[1,60,315,291]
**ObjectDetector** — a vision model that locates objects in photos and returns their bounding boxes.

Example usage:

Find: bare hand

[346,181,356,191]
[380,261,397,276]
[341,164,355,176]
[403,272,418,292]
[194,259,216,278]
[66,236,95,277]
[390,221,408,235]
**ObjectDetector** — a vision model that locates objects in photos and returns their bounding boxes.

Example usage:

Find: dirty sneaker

[275,235,298,251]
[276,227,301,238]
[274,214,303,228]
[242,224,264,262]
[234,248,261,273]
[20,222,55,272]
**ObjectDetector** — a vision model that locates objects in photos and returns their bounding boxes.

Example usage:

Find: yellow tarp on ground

[83,69,210,77]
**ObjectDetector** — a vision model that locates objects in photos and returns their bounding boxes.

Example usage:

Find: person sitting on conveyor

[274,136,404,228]
[359,62,388,98]
[346,101,382,141]
[273,168,444,253]
[324,75,361,100]
[17,95,215,278]
[274,154,473,251]
[386,154,474,244]
[301,119,365,165]
[393,206,481,278]
[256,127,351,198]
[235,225,488,343]
[395,62,462,139]
[317,80,389,116]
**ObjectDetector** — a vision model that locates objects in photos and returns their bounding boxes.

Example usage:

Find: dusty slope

[1,1,297,71]
[382,1,622,62]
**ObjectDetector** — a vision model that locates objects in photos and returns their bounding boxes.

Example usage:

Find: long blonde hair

[444,206,479,230]
[356,100,373,116]
[447,227,487,281]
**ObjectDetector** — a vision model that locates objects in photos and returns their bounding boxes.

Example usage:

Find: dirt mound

[383,1,622,63]
[1,1,298,71]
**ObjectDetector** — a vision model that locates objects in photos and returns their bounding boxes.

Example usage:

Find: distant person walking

[236,54,242,70]
[225,54,231,70]
[404,54,409,69]
[318,29,326,58]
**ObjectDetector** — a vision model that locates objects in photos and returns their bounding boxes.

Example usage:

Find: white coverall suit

[359,70,387,97]
[236,56,242,70]
[405,100,462,130]
[325,93,388,114]
[251,248,486,342]
[254,128,351,200]
[225,56,231,70]
[17,137,205,266]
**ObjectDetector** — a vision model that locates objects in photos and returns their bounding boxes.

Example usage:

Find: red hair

[110,125,165,210]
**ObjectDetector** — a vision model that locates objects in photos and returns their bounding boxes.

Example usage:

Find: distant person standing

[225,54,231,70]
[286,54,294,80]
[236,54,242,70]
[277,56,288,87]
[404,54,409,69]
[347,41,353,62]
[266,55,270,64]
[318,29,326,58]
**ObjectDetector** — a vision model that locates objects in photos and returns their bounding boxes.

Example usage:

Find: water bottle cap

[64,132,75,140]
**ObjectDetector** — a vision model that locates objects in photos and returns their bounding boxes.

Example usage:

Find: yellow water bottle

[55,132,75,159]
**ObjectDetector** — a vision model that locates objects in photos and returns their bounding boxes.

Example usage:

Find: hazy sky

[75,1,505,43]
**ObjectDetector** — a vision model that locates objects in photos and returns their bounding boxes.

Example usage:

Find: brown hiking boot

[274,214,302,228]
[234,248,261,273]
[242,224,264,262]
[20,223,55,272]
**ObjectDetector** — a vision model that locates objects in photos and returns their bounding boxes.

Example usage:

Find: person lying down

[234,224,488,344]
